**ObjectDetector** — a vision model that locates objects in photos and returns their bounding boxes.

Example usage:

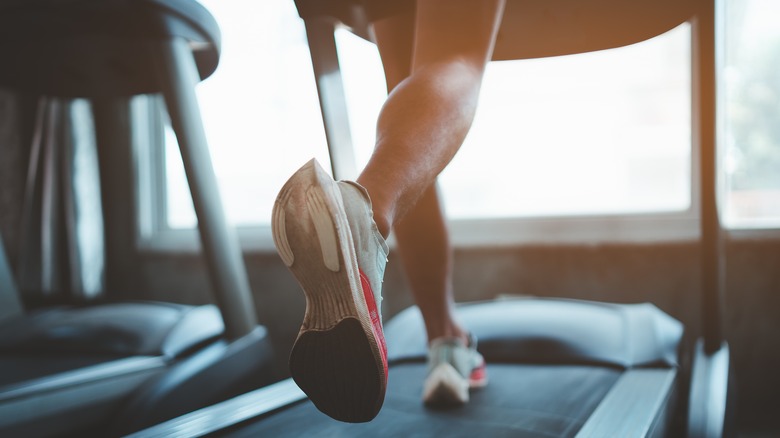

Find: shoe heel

[290,318,385,423]
[423,363,470,406]
[272,159,345,272]
[305,185,340,272]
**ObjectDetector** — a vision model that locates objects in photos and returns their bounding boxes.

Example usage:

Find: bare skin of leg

[370,11,463,344]
[359,0,505,343]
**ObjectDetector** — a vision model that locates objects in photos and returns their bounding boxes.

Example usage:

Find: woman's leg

[366,0,505,342]
[358,0,505,238]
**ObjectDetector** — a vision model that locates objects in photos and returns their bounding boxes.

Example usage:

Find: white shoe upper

[337,180,389,324]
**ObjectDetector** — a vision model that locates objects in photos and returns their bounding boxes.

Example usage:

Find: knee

[417,57,485,85]
[412,57,486,102]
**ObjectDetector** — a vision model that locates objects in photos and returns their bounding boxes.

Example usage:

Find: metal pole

[304,18,358,180]
[155,37,257,339]
[693,0,724,353]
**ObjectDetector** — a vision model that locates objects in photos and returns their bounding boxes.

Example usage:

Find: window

[337,25,692,220]
[720,0,780,228]
[140,1,778,251]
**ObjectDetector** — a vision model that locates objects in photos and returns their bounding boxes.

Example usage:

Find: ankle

[374,216,391,239]
[356,177,400,240]
[426,323,469,346]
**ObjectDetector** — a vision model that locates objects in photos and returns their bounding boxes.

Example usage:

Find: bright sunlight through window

[720,0,780,228]
[336,24,692,220]
[166,0,780,232]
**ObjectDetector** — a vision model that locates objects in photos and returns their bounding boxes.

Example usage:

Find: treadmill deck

[222,363,621,437]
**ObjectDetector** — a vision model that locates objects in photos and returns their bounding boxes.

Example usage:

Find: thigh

[363,0,415,22]
[412,0,506,70]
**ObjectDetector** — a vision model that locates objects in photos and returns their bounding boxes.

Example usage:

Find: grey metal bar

[125,378,306,438]
[154,37,257,339]
[60,101,82,296]
[304,17,358,180]
[16,99,47,296]
[92,97,140,299]
[0,356,166,403]
[40,99,61,293]
[576,369,678,438]
[687,339,731,438]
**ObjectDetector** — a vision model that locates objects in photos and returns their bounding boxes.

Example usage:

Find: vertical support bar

[60,100,82,297]
[693,0,724,353]
[40,99,62,294]
[304,18,358,180]
[155,37,257,339]
[18,98,47,294]
[92,97,139,300]
[68,100,105,298]
[0,235,23,320]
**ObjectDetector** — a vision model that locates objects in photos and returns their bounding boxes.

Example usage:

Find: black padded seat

[0,0,221,97]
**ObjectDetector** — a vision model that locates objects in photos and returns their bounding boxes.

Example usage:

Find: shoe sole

[272,160,386,423]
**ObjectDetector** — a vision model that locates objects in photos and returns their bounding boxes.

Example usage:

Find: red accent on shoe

[469,362,487,386]
[360,268,388,381]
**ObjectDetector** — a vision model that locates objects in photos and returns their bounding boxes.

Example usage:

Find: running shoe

[422,333,487,406]
[272,159,389,423]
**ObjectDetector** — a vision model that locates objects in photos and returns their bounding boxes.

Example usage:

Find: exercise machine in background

[0,1,277,436]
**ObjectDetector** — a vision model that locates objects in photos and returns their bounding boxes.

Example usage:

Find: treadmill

[0,1,276,436]
[128,0,733,436]
[131,298,686,437]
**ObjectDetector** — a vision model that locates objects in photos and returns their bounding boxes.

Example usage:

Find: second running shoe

[422,333,487,406]
[272,159,389,423]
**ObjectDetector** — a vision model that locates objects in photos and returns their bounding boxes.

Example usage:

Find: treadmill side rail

[576,368,678,438]
[126,378,306,438]
[0,356,166,437]
[111,326,277,435]
[688,340,733,438]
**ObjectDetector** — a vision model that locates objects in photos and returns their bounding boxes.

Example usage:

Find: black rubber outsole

[289,318,385,423]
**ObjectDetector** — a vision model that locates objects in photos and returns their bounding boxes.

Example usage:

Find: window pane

[339,25,692,220]
[721,0,780,228]
[165,0,331,228]
[166,6,692,229]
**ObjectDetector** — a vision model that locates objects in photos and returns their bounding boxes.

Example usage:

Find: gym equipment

[0,1,275,436]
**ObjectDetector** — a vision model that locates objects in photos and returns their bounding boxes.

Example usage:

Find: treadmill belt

[219,363,621,437]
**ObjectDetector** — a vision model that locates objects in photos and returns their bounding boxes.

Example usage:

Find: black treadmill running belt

[220,363,621,437]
